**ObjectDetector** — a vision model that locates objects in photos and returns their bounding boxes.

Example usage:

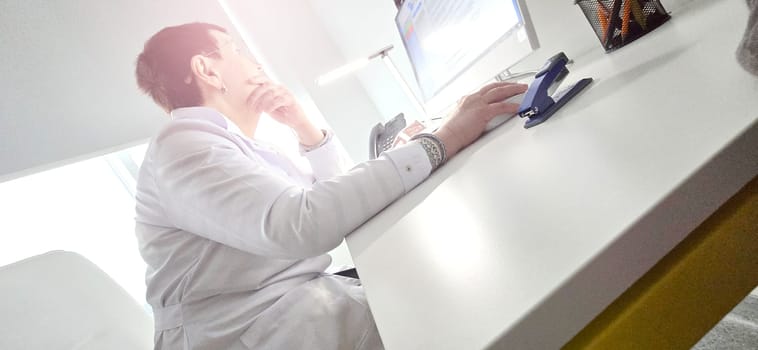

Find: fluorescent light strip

[315,57,372,86]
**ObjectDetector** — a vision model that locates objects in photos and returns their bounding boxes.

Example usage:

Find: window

[0,144,149,309]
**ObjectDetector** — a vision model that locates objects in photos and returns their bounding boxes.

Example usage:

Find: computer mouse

[484,92,526,132]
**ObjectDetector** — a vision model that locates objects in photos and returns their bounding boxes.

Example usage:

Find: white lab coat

[135,107,432,349]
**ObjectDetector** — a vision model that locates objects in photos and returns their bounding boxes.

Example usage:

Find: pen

[596,1,610,44]
[631,0,647,30]
[605,0,623,48]
[622,0,632,40]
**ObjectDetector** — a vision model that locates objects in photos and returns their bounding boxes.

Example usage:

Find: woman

[134,22,527,349]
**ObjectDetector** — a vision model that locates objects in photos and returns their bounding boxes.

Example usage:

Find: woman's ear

[189,55,222,90]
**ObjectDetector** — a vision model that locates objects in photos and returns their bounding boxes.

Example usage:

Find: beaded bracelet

[410,133,447,170]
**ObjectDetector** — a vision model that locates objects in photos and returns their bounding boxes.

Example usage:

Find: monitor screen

[396,0,538,113]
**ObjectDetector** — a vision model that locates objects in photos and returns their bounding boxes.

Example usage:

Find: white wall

[308,0,425,123]
[219,0,386,163]
[0,0,240,182]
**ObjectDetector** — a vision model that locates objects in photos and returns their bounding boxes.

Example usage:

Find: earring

[220,83,228,94]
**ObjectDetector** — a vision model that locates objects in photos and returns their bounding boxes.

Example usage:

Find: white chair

[0,250,153,349]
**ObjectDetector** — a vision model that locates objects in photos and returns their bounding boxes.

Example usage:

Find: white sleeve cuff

[299,129,331,153]
[381,141,433,193]
[302,130,354,180]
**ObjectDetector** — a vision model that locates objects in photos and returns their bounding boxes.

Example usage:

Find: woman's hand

[248,83,307,127]
[248,83,324,146]
[433,82,528,158]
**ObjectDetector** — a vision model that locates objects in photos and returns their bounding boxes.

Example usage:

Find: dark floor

[692,293,758,349]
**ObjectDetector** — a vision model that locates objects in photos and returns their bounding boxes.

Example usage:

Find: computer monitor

[395,0,539,115]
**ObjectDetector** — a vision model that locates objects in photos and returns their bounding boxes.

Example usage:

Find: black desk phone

[368,113,407,160]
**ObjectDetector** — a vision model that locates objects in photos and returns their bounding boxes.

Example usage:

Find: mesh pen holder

[576,0,671,52]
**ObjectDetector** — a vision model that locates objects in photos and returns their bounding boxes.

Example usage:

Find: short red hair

[135,23,227,112]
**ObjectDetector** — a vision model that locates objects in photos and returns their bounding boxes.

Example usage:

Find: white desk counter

[346,0,758,349]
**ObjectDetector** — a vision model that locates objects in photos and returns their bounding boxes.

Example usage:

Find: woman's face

[206,30,271,116]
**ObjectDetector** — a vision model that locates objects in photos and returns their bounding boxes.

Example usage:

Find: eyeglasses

[184,39,263,85]
[202,39,256,62]
[201,39,233,58]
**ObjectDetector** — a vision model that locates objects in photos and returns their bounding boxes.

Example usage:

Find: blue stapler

[517,52,593,128]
